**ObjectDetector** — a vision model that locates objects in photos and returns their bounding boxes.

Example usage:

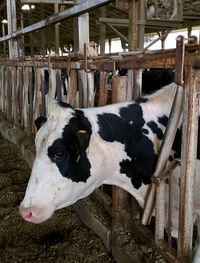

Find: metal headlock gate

[0,36,200,262]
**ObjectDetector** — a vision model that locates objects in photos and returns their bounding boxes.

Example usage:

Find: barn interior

[0,0,200,56]
[0,1,200,263]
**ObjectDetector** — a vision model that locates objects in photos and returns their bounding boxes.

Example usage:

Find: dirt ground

[0,133,166,263]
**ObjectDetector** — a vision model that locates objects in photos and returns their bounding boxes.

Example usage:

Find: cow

[19,82,200,262]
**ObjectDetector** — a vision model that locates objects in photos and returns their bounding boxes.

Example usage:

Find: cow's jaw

[19,156,61,223]
[19,155,100,223]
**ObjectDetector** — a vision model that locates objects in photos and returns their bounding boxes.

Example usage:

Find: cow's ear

[75,130,90,151]
[34,116,47,131]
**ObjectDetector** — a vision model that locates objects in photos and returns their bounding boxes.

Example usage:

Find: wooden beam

[99,17,129,27]
[0,0,114,43]
[104,23,128,44]
[20,0,86,4]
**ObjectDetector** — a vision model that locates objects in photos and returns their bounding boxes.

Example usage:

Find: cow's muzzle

[19,203,54,224]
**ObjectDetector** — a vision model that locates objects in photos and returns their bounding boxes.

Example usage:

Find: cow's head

[19,101,102,223]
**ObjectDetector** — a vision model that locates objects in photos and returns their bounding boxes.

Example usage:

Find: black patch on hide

[97,104,157,189]
[158,115,168,127]
[57,101,73,108]
[136,97,148,104]
[147,121,163,140]
[48,109,92,183]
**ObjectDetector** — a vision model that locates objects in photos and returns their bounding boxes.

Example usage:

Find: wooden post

[40,5,46,55]
[67,69,77,107]
[111,76,129,246]
[127,0,143,221]
[19,8,25,57]
[6,0,19,59]
[99,7,106,55]
[177,66,199,262]
[73,13,91,108]
[128,0,137,51]
[29,5,34,55]
[138,0,145,50]
[54,4,60,55]
[98,71,108,106]
[2,23,6,55]
[128,0,142,99]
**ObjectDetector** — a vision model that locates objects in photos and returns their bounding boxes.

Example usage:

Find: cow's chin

[19,203,55,224]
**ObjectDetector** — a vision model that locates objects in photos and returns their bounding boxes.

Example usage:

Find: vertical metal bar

[132,69,142,99]
[155,180,166,241]
[12,66,18,124]
[6,67,11,119]
[19,67,24,127]
[142,85,184,225]
[87,72,95,107]
[23,67,29,129]
[142,35,185,226]
[0,67,2,111]
[177,66,199,262]
[0,66,4,112]
[98,71,108,107]
[56,69,62,101]
[48,68,57,100]
[29,68,34,130]
[2,67,6,112]
[32,68,41,134]
[41,68,46,117]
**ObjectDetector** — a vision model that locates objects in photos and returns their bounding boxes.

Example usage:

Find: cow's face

[19,103,98,224]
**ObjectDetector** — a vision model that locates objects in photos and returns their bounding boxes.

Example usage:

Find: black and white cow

[19,82,200,262]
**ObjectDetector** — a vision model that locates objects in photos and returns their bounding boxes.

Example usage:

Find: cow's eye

[53,150,65,160]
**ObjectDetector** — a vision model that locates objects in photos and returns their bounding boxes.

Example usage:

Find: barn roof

[0,0,200,55]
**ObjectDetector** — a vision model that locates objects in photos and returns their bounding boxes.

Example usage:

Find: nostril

[19,206,34,221]
[24,211,33,219]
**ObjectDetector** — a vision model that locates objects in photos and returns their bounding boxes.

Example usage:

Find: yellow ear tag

[76,155,80,163]
[78,130,87,134]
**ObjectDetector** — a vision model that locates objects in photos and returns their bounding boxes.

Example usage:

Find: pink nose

[19,206,35,222]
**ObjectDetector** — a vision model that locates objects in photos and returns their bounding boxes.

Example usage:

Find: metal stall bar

[155,35,185,244]
[141,36,185,227]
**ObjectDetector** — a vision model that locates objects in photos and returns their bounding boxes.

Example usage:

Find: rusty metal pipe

[141,84,184,225]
